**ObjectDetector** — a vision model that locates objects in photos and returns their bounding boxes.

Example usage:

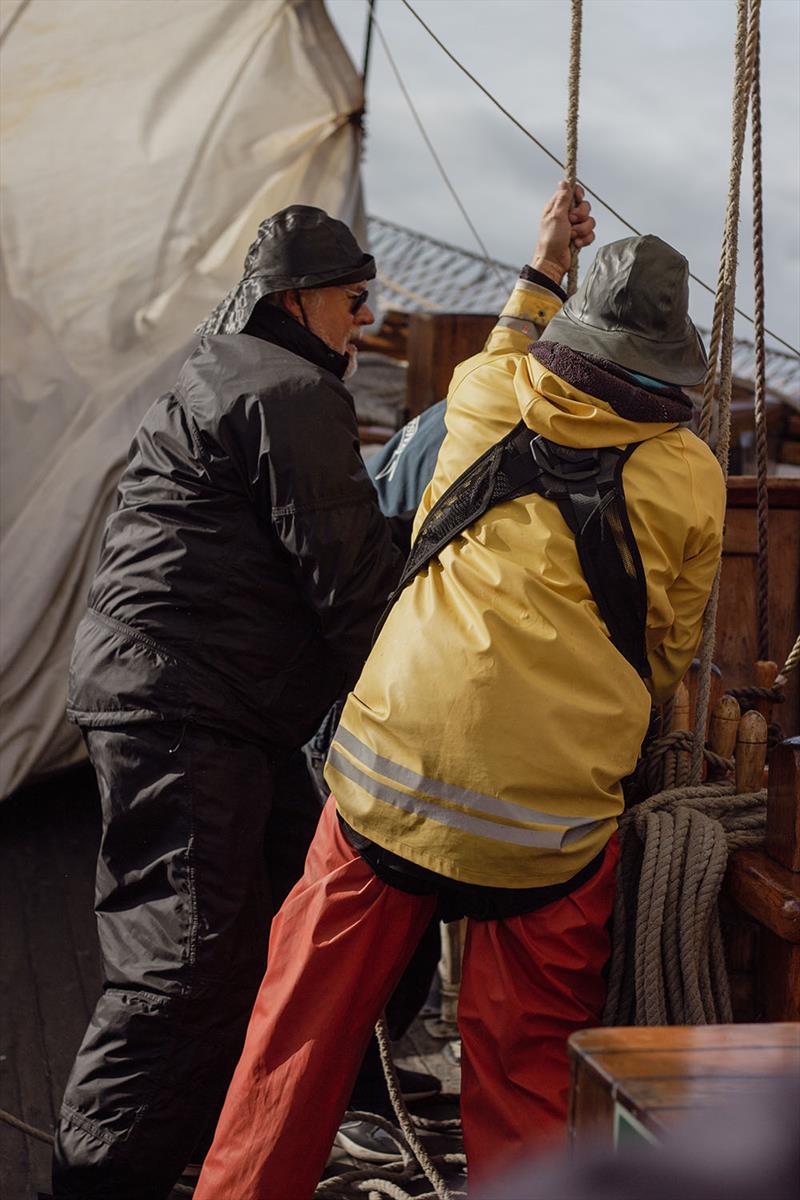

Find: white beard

[343,346,359,380]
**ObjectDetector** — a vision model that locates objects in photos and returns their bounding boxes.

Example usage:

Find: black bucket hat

[541,234,708,387]
[197,205,376,336]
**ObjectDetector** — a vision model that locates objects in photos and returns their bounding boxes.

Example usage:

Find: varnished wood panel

[719,480,800,734]
[572,1045,798,1081]
[760,932,800,1021]
[569,1024,800,1143]
[571,1023,799,1052]
[567,1056,614,1150]
[405,313,496,417]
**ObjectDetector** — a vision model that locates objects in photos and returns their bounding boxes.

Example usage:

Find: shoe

[395,1065,442,1102]
[333,1119,405,1164]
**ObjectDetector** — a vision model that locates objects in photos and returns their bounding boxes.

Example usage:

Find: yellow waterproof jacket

[327,278,726,888]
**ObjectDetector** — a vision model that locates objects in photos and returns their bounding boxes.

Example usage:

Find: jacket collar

[240,298,350,380]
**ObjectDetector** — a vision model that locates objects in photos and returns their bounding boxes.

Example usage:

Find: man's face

[301,283,374,360]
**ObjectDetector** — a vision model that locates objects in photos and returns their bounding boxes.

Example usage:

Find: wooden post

[709,665,725,734]
[753,660,779,723]
[671,680,692,778]
[708,694,741,772]
[671,680,691,732]
[735,710,769,793]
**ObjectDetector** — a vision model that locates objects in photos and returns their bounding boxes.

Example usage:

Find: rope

[776,632,800,686]
[0,1106,54,1146]
[373,1015,459,1200]
[565,0,582,296]
[0,1099,462,1200]
[750,22,770,662]
[314,1015,465,1199]
[316,1152,466,1200]
[398,0,800,355]
[603,781,766,1027]
[726,683,785,707]
[0,1107,205,1196]
[628,730,734,800]
[692,0,761,780]
[372,16,506,292]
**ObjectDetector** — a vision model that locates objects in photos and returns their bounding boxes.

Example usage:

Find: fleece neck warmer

[531,340,694,425]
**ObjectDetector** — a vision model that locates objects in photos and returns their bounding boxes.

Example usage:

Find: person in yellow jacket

[195,184,725,1200]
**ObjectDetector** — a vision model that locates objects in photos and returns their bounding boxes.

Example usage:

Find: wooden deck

[0,765,463,1199]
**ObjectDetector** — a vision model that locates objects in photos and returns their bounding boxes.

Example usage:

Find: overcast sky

[327,0,800,355]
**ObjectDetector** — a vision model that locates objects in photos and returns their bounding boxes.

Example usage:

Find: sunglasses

[343,288,370,316]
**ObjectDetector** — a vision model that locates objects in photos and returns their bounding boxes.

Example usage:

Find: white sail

[0,0,368,795]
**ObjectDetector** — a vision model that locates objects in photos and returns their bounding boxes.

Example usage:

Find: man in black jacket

[52,207,407,1199]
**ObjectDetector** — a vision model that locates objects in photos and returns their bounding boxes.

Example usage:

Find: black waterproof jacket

[68,306,403,751]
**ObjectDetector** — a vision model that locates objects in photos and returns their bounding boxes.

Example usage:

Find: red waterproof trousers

[195,798,619,1200]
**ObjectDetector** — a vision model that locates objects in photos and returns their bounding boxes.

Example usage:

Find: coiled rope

[603,782,766,1027]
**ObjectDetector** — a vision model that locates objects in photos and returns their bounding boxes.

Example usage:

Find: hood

[515,341,692,450]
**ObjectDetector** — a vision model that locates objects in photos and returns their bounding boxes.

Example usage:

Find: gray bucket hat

[541,234,708,386]
[197,205,376,337]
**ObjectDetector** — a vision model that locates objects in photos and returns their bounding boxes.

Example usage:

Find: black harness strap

[378,420,651,678]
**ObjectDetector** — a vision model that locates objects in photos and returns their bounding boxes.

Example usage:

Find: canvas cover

[0,0,368,797]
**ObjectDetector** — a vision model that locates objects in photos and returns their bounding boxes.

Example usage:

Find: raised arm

[481,181,595,361]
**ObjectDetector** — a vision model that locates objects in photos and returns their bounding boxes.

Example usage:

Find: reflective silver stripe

[328,746,590,849]
[496,314,540,337]
[333,727,593,833]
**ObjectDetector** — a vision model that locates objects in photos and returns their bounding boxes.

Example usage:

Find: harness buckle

[530,434,599,484]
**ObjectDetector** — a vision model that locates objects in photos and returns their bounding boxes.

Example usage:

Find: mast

[362,0,377,90]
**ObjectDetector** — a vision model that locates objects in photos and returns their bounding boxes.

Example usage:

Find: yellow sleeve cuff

[484,280,563,355]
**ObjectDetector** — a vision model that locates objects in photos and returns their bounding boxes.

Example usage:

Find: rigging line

[565,0,583,296]
[362,0,378,86]
[372,15,507,292]
[398,0,800,358]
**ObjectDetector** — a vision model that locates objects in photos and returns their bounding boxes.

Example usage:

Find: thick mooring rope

[603,781,766,1027]
[565,0,583,296]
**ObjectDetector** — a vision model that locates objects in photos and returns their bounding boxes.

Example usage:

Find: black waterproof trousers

[52,723,321,1199]
[52,723,439,1199]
